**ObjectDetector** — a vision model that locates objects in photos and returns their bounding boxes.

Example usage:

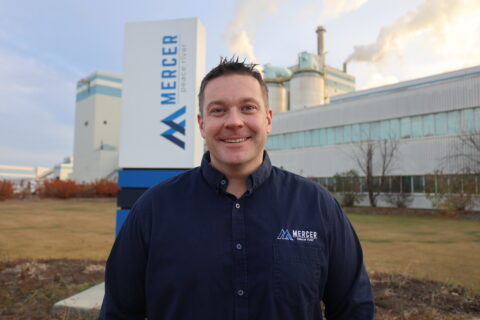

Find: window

[461,108,475,133]
[447,110,460,135]
[360,123,370,140]
[380,176,390,192]
[413,176,424,193]
[304,130,312,147]
[344,125,352,143]
[435,112,447,135]
[319,178,327,187]
[475,108,480,131]
[400,117,411,138]
[360,177,366,192]
[391,176,401,193]
[327,128,335,145]
[335,177,344,192]
[463,175,476,194]
[319,128,327,146]
[296,132,304,148]
[380,120,390,139]
[389,119,400,139]
[424,175,436,193]
[335,126,344,144]
[370,122,380,140]
[423,114,435,136]
[437,175,448,193]
[326,177,336,191]
[449,175,462,193]
[411,116,423,138]
[285,133,293,149]
[402,176,412,193]
[312,129,321,146]
[352,124,361,141]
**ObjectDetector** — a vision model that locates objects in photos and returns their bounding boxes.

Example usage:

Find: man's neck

[210,158,262,199]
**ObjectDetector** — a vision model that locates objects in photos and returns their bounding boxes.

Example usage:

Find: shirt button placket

[231,200,248,320]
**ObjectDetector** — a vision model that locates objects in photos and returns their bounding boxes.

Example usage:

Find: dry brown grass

[348,212,480,294]
[0,199,479,295]
[0,199,115,261]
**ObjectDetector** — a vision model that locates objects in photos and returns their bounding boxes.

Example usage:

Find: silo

[266,81,288,113]
[289,70,324,111]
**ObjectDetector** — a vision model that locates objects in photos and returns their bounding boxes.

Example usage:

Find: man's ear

[197,113,205,138]
[266,108,273,134]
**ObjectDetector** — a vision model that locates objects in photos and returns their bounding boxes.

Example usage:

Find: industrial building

[71,71,122,183]
[266,65,480,208]
[264,26,355,113]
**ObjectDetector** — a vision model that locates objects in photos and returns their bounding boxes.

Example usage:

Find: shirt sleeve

[322,198,375,320]
[99,198,152,319]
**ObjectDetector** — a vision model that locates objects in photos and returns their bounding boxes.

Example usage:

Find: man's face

[197,74,272,174]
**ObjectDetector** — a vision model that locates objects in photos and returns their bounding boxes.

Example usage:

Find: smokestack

[316,26,326,56]
[343,62,347,73]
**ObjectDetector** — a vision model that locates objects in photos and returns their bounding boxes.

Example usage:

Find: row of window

[266,107,480,150]
[311,174,480,194]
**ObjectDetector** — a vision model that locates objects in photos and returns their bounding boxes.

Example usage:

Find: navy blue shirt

[101,152,374,319]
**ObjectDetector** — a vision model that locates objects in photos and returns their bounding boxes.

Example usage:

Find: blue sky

[1,0,479,168]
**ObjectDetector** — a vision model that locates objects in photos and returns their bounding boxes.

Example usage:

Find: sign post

[117,18,206,234]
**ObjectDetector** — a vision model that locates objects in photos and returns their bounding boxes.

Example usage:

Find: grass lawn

[347,211,480,293]
[0,199,116,261]
[0,199,479,293]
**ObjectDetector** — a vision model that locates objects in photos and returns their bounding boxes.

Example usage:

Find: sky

[1,0,480,168]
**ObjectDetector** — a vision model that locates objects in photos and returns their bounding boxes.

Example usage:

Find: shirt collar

[200,151,273,194]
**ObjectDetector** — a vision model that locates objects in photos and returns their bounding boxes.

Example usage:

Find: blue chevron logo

[161,105,186,149]
[277,229,294,241]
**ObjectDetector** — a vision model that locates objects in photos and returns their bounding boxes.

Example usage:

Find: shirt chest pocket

[273,243,322,306]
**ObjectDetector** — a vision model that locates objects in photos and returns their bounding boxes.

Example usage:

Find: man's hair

[198,57,269,114]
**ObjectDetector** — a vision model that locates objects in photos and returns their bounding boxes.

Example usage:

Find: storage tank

[289,70,324,111]
[266,81,288,113]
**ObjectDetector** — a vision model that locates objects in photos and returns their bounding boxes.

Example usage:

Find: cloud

[0,48,76,167]
[346,0,480,89]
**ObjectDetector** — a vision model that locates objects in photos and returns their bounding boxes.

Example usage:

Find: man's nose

[224,108,243,128]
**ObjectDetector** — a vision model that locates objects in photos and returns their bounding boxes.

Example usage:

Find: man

[101,58,374,319]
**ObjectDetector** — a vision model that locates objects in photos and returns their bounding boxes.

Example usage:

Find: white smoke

[321,0,368,21]
[223,0,279,63]
[347,0,480,89]
[223,0,368,64]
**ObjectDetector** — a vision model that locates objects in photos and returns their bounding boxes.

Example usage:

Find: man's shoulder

[271,166,329,193]
[137,167,201,202]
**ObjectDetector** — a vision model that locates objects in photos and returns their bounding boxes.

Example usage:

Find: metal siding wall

[268,134,460,177]
[271,71,480,134]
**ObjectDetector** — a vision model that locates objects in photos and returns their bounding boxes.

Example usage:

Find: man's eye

[243,105,257,112]
[210,108,224,114]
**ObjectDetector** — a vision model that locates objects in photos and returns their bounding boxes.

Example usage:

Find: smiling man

[100,58,374,320]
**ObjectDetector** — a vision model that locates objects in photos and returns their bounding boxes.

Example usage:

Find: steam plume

[321,0,368,21]
[223,0,279,63]
[347,0,480,63]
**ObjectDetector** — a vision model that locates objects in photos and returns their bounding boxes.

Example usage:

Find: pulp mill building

[71,26,480,209]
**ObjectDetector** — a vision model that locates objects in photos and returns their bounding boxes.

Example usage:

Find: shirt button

[220,179,226,185]
[235,203,240,209]
[236,243,242,250]
[237,289,244,296]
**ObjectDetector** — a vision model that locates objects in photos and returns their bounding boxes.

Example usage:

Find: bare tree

[353,138,399,207]
[428,130,480,212]
[447,130,480,174]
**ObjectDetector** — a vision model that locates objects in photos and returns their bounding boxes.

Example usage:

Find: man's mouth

[222,137,248,143]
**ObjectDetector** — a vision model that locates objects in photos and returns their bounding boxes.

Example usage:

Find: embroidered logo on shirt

[292,230,317,242]
[277,229,318,242]
[277,229,294,241]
